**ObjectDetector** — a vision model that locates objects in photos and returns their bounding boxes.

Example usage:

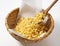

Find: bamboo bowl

[5,8,54,42]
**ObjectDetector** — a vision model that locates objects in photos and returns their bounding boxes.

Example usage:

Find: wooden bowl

[5,8,54,42]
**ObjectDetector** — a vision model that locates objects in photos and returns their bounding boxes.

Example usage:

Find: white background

[0,0,60,46]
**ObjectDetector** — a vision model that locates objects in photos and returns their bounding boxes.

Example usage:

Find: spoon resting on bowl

[38,0,58,26]
[5,0,58,41]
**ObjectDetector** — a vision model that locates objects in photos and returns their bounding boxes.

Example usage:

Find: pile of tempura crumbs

[14,12,48,40]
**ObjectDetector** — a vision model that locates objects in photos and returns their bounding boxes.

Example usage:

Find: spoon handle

[45,0,58,14]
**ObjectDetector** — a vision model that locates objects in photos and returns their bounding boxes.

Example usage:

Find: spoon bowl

[5,8,54,41]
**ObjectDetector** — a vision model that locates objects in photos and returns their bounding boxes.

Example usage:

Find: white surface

[0,0,60,46]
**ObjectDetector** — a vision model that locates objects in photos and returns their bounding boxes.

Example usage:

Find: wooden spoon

[44,0,58,14]
[38,0,58,25]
